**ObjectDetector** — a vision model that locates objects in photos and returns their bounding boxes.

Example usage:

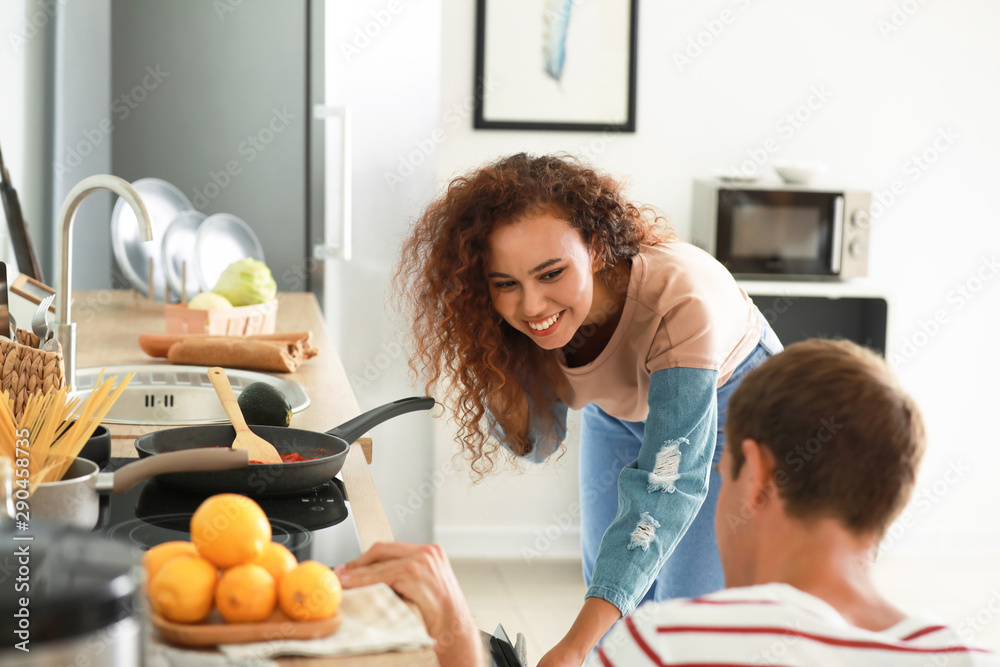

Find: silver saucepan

[30,448,249,529]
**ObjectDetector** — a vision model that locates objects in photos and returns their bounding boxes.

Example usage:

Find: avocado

[237,382,292,427]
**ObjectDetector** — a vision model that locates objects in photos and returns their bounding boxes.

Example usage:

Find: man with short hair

[338,340,999,666]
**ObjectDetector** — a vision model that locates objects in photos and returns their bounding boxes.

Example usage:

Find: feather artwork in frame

[543,0,573,82]
[473,0,638,132]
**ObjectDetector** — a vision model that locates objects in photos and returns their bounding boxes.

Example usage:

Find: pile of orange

[144,493,342,624]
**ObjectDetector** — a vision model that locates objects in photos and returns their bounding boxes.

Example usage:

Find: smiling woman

[487,212,613,350]
[394,153,665,467]
[393,153,783,664]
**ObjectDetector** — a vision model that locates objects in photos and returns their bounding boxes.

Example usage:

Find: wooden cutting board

[151,606,342,646]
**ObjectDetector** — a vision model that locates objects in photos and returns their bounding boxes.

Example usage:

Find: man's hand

[336,542,484,667]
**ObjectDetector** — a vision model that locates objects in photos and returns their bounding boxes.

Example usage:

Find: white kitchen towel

[219,583,434,660]
[145,623,278,667]
[147,644,278,667]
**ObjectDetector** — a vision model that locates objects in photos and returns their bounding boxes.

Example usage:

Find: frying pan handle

[105,448,250,495]
[326,396,436,444]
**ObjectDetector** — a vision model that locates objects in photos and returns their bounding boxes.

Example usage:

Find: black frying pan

[134,396,435,496]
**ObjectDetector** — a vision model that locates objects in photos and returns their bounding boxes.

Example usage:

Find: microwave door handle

[830,195,844,274]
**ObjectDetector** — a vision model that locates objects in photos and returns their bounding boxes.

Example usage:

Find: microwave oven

[691,180,871,279]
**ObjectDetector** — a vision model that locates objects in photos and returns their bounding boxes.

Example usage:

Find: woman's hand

[537,640,589,667]
[336,542,484,667]
[537,596,622,667]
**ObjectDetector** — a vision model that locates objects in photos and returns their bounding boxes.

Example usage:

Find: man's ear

[740,438,778,505]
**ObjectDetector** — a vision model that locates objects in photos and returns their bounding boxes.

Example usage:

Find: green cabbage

[211,258,277,306]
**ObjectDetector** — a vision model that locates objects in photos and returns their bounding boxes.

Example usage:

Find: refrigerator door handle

[313,104,352,262]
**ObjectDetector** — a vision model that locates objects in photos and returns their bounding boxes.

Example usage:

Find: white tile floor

[452,558,587,663]
[453,554,1000,663]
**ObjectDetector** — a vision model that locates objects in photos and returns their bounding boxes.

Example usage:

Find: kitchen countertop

[75,290,439,667]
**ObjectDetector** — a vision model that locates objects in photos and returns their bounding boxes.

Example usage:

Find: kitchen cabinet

[75,290,439,666]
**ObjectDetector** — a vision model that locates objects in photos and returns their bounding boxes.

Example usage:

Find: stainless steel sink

[70,365,310,426]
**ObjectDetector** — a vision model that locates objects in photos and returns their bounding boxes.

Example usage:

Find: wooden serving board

[151,606,342,647]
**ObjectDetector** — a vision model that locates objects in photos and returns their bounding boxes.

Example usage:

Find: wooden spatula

[208,366,283,464]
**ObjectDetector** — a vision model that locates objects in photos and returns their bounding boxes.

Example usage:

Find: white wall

[432,0,1000,558]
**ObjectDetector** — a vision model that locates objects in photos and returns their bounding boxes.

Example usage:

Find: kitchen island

[75,290,440,667]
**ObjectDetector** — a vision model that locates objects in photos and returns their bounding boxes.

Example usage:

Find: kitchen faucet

[56,175,153,389]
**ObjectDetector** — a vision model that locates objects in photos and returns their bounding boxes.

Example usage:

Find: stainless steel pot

[0,460,141,666]
[30,448,249,529]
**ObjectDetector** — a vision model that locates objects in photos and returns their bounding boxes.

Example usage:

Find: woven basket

[0,331,65,421]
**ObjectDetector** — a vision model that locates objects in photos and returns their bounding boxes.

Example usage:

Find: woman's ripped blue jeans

[578,320,783,603]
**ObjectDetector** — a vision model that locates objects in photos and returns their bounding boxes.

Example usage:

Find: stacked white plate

[193,213,265,292]
[110,178,265,301]
[160,209,206,298]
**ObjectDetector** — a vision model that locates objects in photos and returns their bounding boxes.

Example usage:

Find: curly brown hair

[393,153,670,475]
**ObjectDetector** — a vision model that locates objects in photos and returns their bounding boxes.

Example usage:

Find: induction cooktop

[99,457,352,563]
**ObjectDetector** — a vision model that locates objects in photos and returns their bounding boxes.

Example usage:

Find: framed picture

[473,0,638,132]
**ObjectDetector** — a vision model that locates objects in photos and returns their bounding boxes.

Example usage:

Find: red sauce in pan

[249,451,324,464]
[207,445,327,464]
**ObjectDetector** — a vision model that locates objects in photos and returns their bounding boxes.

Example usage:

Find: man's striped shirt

[590,583,999,666]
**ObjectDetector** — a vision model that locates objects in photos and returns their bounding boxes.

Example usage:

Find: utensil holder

[0,331,64,421]
[163,300,278,336]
